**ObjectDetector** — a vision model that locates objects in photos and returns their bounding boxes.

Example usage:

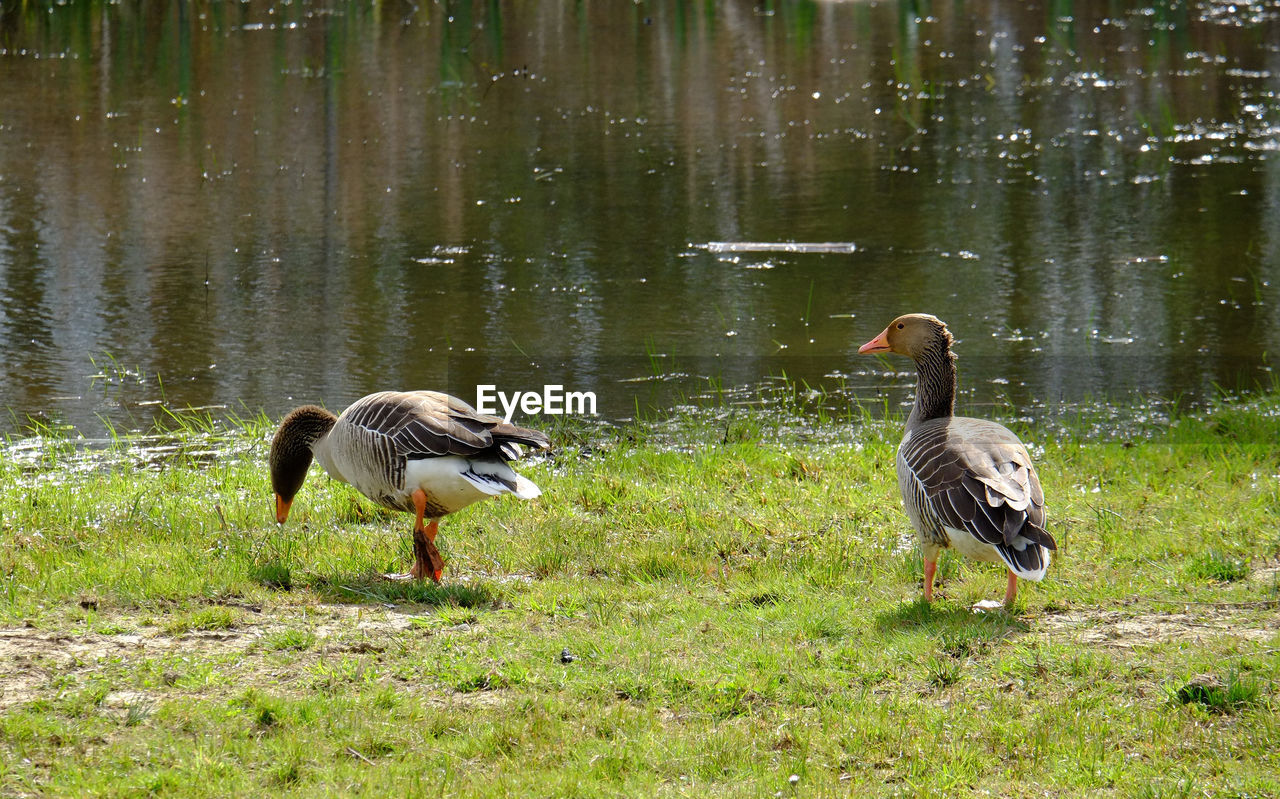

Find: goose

[269,390,549,581]
[859,314,1055,607]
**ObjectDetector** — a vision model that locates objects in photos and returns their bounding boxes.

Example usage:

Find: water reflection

[0,0,1276,433]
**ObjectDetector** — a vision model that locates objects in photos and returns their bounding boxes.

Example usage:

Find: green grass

[1185,549,1250,583]
[0,396,1278,797]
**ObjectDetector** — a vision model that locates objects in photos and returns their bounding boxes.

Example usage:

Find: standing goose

[859,314,1055,606]
[269,390,550,581]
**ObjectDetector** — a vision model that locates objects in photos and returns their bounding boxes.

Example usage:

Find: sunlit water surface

[1,0,1278,441]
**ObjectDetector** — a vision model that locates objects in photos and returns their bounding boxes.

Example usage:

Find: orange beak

[858,327,892,354]
[275,494,292,525]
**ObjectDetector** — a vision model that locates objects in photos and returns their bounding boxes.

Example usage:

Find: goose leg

[409,489,445,582]
[410,521,444,582]
[1003,569,1018,606]
[923,557,937,602]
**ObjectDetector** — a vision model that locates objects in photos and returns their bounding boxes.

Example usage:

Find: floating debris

[697,242,858,254]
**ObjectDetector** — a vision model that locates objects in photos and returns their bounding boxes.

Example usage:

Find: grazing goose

[269,390,549,581]
[859,314,1055,606]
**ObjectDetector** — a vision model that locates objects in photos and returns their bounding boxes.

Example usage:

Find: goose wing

[341,390,549,460]
[900,417,1054,559]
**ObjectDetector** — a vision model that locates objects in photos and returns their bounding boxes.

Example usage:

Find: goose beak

[275,494,292,524]
[858,327,891,354]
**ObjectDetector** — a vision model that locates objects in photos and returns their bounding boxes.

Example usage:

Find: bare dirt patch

[1040,605,1279,649]
[0,626,255,706]
[1039,560,1280,649]
[0,602,450,711]
[1249,559,1280,588]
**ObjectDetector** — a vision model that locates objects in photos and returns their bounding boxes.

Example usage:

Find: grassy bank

[0,396,1278,797]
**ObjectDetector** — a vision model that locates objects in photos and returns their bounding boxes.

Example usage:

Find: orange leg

[1003,570,1018,607]
[409,489,445,582]
[923,557,937,602]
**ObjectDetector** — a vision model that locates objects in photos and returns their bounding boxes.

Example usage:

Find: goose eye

[896,323,904,329]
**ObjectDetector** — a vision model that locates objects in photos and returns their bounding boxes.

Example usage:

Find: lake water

[1,0,1278,435]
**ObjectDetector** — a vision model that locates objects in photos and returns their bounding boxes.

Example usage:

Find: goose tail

[996,540,1051,582]
[512,473,542,500]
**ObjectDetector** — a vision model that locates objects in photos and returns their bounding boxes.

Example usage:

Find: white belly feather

[943,525,1005,564]
[313,424,541,518]
[403,456,541,514]
[944,525,1051,581]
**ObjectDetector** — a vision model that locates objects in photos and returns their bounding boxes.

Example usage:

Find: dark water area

[1,0,1278,435]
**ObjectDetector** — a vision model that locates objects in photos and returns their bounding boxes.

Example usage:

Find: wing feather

[340,391,550,461]
[899,417,1055,552]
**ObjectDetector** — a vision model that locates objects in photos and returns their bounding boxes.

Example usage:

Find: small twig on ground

[738,516,775,537]
[340,584,390,604]
[1090,505,1125,521]
[1102,597,1280,609]
[1172,600,1280,608]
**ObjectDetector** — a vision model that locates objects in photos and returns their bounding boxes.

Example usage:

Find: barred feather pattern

[313,391,549,515]
[897,416,1055,580]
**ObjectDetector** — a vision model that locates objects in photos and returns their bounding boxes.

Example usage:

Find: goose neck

[907,342,956,429]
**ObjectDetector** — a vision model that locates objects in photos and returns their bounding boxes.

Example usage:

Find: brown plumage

[860,314,1055,606]
[269,390,549,581]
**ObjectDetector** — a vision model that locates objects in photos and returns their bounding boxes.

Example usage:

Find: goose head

[268,405,338,523]
[858,313,953,359]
